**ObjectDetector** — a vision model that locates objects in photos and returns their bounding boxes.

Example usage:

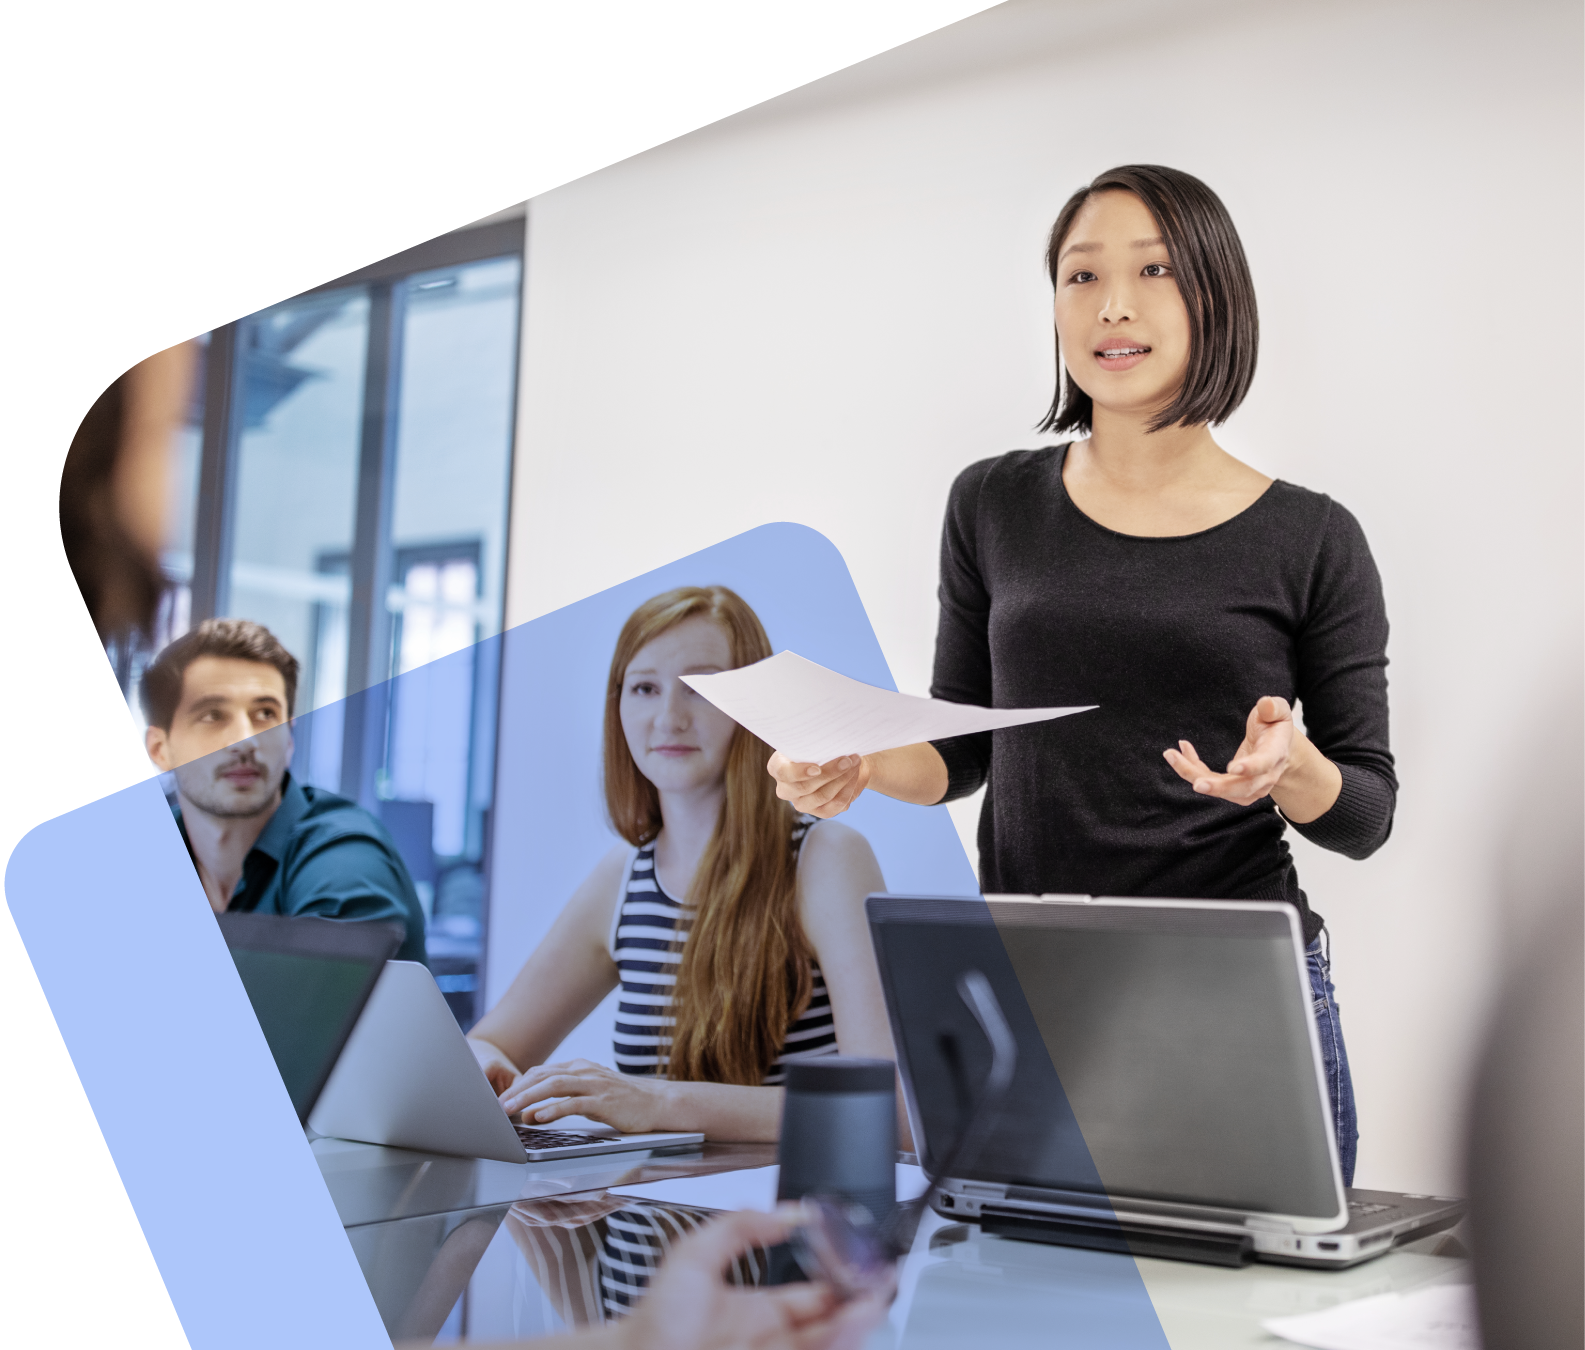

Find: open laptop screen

[868,895,1341,1222]
[219,913,401,1123]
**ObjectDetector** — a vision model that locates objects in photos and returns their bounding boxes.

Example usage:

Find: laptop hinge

[981,1206,1256,1268]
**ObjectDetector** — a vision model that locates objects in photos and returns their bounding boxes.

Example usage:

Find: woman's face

[619,615,740,797]
[1052,190,1191,425]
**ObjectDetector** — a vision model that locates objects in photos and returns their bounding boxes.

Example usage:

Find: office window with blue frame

[109,213,526,1028]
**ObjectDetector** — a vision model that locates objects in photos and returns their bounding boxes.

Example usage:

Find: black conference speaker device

[769,1056,899,1290]
[777,1057,898,1227]
[781,974,1018,1297]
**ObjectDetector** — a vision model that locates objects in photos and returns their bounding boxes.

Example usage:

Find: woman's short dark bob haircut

[1037,164,1258,437]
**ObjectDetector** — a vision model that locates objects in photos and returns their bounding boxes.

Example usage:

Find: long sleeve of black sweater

[924,447,1396,941]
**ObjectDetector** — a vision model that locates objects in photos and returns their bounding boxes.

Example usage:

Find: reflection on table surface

[318,1142,1468,1349]
[313,1135,778,1228]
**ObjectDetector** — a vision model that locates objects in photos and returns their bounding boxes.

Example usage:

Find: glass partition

[381,254,522,1007]
[229,289,368,721]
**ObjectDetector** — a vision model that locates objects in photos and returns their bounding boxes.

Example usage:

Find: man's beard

[175,760,283,820]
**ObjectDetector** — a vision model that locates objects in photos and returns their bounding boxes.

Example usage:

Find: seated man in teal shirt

[141,618,426,964]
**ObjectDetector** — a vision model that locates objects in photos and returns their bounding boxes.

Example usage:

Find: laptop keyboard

[1348,1200,1397,1217]
[514,1125,607,1150]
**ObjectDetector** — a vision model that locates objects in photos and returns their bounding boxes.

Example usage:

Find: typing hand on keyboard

[498,1057,673,1135]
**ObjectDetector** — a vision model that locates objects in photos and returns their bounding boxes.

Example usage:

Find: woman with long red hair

[469,584,897,1143]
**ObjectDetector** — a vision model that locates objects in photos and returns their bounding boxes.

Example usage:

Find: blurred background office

[99,208,526,1025]
[76,0,1579,1210]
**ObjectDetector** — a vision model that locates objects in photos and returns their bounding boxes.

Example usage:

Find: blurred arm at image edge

[60,343,196,641]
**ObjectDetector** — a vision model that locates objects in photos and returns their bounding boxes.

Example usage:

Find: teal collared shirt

[175,773,427,965]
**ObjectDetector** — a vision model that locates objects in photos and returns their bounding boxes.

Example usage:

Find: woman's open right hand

[767,751,871,818]
[468,1036,521,1095]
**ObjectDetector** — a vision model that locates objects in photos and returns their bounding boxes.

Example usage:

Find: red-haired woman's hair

[602,586,809,1086]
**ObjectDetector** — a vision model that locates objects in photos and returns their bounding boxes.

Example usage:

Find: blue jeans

[1307,933,1358,1187]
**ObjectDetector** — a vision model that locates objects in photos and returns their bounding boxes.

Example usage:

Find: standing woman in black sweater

[770,165,1395,1185]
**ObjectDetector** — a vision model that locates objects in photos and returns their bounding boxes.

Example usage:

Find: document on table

[1262,1282,1478,1350]
[680,651,1095,764]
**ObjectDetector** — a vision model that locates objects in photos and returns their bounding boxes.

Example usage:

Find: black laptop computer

[218,912,402,1124]
[867,893,1464,1268]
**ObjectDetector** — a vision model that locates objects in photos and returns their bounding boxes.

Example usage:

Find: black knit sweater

[929,445,1396,945]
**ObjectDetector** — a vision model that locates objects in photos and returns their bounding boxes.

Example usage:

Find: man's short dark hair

[140,619,300,731]
[1038,164,1259,437]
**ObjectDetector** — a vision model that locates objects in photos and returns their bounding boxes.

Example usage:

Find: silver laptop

[867,894,1463,1268]
[309,961,703,1164]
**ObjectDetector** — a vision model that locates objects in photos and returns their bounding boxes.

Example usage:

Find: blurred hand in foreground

[613,1206,892,1350]
[432,1205,893,1350]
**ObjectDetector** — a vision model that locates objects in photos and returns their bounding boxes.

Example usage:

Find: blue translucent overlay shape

[5,779,390,1349]
[7,521,1168,1345]
[870,894,1167,1348]
[899,1233,1173,1348]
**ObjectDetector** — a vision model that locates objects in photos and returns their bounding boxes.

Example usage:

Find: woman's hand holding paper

[767,751,871,818]
[768,742,953,817]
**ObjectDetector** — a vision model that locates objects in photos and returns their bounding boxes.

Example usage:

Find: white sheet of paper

[1262,1282,1479,1350]
[681,651,1095,764]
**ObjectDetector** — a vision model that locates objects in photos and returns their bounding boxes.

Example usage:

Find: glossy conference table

[313,1136,1469,1348]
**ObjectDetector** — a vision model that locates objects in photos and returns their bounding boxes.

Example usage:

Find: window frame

[186,214,526,812]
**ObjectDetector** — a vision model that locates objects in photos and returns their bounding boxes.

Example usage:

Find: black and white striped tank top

[610,814,839,1084]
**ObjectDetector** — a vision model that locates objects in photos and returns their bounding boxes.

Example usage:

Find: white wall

[501,0,1583,1194]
